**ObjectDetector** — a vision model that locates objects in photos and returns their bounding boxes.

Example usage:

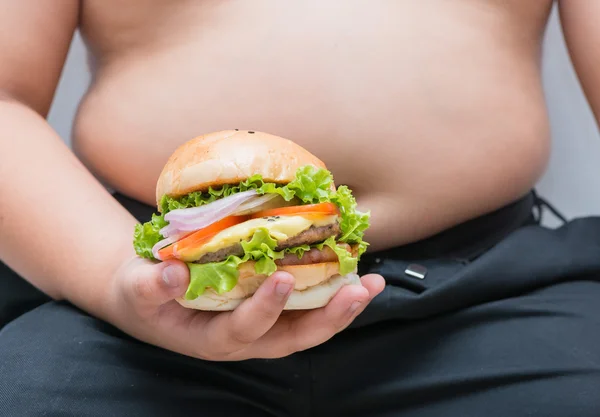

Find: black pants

[2,192,600,416]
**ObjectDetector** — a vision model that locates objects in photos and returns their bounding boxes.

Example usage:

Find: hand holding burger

[106,130,384,361]
[134,130,375,311]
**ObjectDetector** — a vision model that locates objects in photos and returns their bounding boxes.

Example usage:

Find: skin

[1,0,598,360]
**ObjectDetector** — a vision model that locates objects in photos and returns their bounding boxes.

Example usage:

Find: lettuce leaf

[183,230,359,300]
[134,164,369,300]
[286,165,333,203]
[284,244,312,259]
[186,258,242,299]
[315,237,358,276]
[330,186,370,256]
[134,165,370,260]
[133,213,167,259]
[240,228,284,276]
[159,165,332,216]
[185,227,285,299]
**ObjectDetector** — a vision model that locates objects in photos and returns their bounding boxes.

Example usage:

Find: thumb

[131,260,190,306]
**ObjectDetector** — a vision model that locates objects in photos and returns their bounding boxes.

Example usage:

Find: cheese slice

[176,214,338,262]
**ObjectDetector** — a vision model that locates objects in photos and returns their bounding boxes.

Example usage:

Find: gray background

[47,6,600,223]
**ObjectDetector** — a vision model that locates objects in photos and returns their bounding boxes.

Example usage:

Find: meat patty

[275,245,345,266]
[193,222,341,264]
[194,243,244,264]
[275,222,341,250]
[277,242,359,266]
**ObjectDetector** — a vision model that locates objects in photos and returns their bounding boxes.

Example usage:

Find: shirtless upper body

[1,1,599,360]
[77,0,554,249]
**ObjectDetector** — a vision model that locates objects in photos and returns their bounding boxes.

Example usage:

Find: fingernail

[162,266,179,288]
[275,282,293,297]
[349,301,362,314]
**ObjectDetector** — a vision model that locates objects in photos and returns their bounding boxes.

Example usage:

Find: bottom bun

[176,272,362,311]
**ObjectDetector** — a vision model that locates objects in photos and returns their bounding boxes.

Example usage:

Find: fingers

[359,273,386,299]
[128,259,190,307]
[336,273,386,332]
[240,274,385,359]
[203,271,294,354]
[140,270,384,361]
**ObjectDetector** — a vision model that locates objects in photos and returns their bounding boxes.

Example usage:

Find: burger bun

[176,261,361,311]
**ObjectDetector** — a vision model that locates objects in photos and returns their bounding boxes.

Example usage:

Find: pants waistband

[361,192,539,268]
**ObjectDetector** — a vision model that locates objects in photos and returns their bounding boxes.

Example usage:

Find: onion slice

[165,190,257,220]
[233,194,279,215]
[161,190,258,237]
[152,232,187,260]
[155,190,295,258]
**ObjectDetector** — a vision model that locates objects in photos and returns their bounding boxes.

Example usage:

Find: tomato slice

[250,202,340,219]
[158,215,249,260]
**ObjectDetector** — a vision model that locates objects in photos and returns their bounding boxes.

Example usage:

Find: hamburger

[133,130,370,310]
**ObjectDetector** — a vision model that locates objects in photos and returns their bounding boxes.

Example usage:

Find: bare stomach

[73,0,552,250]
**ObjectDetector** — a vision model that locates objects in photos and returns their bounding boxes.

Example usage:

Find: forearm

[0,98,139,319]
[559,1,600,126]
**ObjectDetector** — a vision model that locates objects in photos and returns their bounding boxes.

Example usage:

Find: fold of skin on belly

[73,0,553,251]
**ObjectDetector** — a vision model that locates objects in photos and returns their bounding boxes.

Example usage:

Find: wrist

[59,241,138,325]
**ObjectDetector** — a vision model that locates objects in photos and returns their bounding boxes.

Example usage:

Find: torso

[73,0,554,250]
